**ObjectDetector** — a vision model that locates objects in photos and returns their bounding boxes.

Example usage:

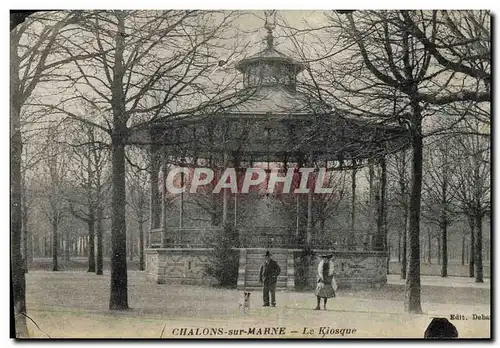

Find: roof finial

[264,10,276,50]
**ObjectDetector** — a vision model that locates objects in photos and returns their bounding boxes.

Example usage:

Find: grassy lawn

[31,257,491,277]
[23,270,491,339]
[388,261,491,278]
[29,257,142,272]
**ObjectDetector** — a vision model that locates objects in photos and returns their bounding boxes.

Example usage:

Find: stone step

[245,265,286,275]
[240,249,292,291]
[240,286,288,291]
[245,264,287,269]
[245,282,288,287]
[246,251,288,255]
[247,254,288,261]
[246,262,286,272]
[245,287,287,292]
[245,264,286,274]
[246,275,287,281]
[246,257,287,262]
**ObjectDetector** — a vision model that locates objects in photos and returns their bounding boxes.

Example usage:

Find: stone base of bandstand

[145,247,387,290]
[145,248,219,286]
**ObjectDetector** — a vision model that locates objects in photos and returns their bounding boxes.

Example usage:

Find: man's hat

[321,254,333,259]
[264,251,271,257]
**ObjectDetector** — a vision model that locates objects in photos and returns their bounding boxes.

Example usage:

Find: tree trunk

[21,174,29,273]
[351,166,356,238]
[44,236,48,257]
[440,153,449,276]
[149,144,161,232]
[373,159,387,252]
[60,235,65,259]
[387,243,390,273]
[381,158,388,254]
[437,234,441,265]
[22,214,28,273]
[129,236,134,261]
[397,228,401,263]
[461,235,465,266]
[109,134,129,310]
[401,218,407,279]
[399,152,408,279]
[441,220,448,277]
[109,11,129,310]
[427,230,431,264]
[52,219,59,271]
[465,241,469,264]
[87,212,96,273]
[468,215,475,277]
[139,219,145,271]
[96,207,103,275]
[64,228,70,262]
[10,100,28,336]
[365,163,374,249]
[28,233,34,266]
[474,213,483,282]
[83,236,87,257]
[404,102,423,314]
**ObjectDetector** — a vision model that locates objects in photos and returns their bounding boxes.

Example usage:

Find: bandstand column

[233,157,239,228]
[374,156,387,251]
[234,191,238,227]
[295,195,300,238]
[380,156,388,252]
[161,150,169,248]
[349,160,357,249]
[222,151,229,226]
[306,187,313,245]
[179,158,185,229]
[365,161,375,249]
[149,144,161,247]
[295,153,305,243]
[306,152,314,245]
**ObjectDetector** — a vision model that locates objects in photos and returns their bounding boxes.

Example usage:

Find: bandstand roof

[235,46,305,74]
[128,25,411,167]
[216,85,328,116]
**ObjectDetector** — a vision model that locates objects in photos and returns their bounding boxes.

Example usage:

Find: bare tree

[421,135,457,276]
[400,10,490,104]
[312,170,347,238]
[288,10,489,313]
[34,10,246,309]
[386,150,410,278]
[35,127,71,272]
[66,119,110,274]
[126,149,150,271]
[11,10,102,335]
[20,141,44,272]
[287,10,435,313]
[449,118,490,282]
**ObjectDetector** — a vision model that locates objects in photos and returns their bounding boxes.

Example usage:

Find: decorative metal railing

[149,227,221,248]
[149,226,385,251]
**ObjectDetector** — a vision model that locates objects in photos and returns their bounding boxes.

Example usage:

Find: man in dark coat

[259,251,281,307]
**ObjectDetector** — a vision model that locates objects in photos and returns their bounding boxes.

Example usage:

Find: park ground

[22,259,491,339]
